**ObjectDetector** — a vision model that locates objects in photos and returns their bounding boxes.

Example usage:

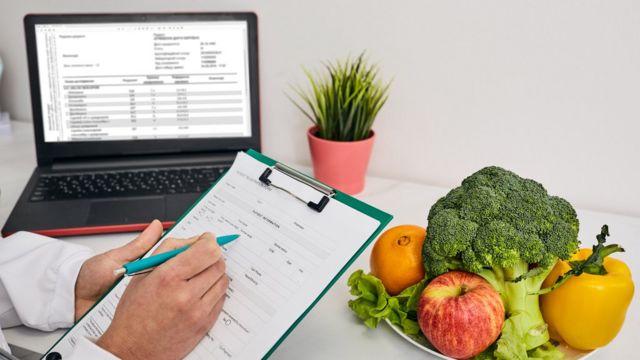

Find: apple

[417,271,504,359]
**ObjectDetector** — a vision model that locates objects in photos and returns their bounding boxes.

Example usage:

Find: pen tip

[113,268,126,277]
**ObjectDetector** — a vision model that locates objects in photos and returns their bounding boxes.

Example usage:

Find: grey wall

[1,0,639,219]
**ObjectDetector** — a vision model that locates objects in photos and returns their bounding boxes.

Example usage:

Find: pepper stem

[538,224,625,295]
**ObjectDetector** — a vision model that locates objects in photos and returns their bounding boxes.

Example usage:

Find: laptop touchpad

[87,198,165,226]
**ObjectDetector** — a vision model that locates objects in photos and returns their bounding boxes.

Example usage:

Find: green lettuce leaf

[472,343,497,360]
[527,341,565,360]
[495,315,529,360]
[347,270,428,335]
[495,315,564,360]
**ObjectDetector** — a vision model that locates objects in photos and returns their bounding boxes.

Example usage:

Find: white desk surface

[1,120,638,359]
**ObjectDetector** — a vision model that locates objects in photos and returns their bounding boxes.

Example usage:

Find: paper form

[48,152,380,359]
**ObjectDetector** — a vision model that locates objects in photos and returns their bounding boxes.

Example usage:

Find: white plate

[384,319,595,359]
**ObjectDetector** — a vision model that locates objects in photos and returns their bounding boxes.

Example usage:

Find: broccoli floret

[423,166,579,359]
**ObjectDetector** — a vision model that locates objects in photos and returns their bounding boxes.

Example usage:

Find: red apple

[417,271,504,359]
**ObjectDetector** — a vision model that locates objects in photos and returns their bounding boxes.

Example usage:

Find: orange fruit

[370,224,426,295]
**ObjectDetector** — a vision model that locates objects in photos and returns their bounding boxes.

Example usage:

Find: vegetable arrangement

[348,166,634,359]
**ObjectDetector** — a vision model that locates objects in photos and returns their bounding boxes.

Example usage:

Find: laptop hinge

[51,152,237,172]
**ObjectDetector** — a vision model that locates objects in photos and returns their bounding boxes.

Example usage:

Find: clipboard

[43,149,392,359]
[246,150,392,358]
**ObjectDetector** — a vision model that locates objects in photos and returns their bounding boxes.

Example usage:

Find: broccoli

[423,166,579,359]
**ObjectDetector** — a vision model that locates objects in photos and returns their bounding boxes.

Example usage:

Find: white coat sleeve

[0,232,123,359]
[0,327,9,354]
[0,231,92,331]
[65,336,120,359]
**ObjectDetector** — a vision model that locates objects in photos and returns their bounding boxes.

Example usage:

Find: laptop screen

[34,21,252,143]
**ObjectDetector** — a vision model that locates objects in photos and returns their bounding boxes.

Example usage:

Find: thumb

[111,219,164,262]
[151,234,200,256]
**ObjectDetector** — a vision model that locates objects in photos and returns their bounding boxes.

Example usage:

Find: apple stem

[459,284,469,296]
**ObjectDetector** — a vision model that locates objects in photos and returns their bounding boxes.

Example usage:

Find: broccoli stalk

[423,166,579,359]
[481,264,556,359]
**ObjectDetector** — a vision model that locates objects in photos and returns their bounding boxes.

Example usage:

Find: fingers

[203,296,226,333]
[202,273,229,307]
[188,260,226,298]
[210,292,226,317]
[151,234,200,256]
[162,232,222,280]
[111,220,164,262]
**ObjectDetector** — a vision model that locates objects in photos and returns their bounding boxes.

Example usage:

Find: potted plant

[290,53,390,194]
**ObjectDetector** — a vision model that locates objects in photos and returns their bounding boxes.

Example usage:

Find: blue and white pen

[113,234,240,276]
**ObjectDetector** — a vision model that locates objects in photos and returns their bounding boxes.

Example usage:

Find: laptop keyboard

[29,166,229,202]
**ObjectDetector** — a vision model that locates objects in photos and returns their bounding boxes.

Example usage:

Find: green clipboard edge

[42,149,393,359]
[247,149,393,359]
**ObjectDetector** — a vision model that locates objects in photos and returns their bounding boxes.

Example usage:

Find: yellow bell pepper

[540,248,634,350]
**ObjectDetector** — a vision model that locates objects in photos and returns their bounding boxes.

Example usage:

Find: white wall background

[1,1,639,217]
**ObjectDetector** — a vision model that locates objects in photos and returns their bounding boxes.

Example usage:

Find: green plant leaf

[287,52,391,141]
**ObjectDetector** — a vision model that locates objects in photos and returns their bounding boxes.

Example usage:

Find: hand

[96,232,228,360]
[74,220,165,321]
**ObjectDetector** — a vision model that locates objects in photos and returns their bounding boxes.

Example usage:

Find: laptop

[1,13,260,237]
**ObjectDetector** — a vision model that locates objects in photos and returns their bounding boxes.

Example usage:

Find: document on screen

[35,21,253,142]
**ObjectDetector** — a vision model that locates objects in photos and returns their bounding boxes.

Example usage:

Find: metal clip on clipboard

[259,163,335,213]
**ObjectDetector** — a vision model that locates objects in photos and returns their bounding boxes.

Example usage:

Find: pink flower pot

[307,126,375,195]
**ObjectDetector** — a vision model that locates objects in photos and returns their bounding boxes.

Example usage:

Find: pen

[114,234,240,276]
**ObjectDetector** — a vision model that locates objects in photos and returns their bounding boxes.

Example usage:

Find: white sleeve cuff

[0,328,10,355]
[0,231,93,331]
[65,336,120,360]
[48,252,90,329]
